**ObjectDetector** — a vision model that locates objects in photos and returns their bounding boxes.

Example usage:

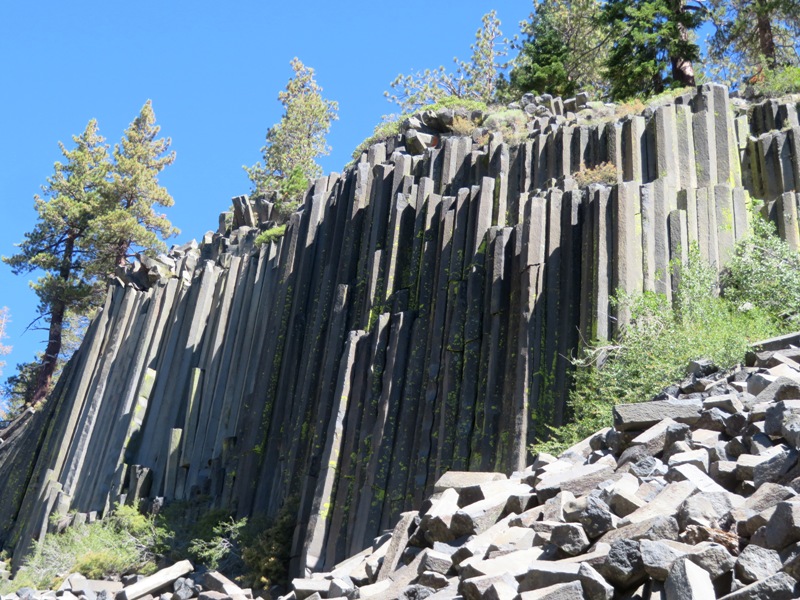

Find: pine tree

[246,58,339,219]
[2,120,111,407]
[600,0,702,100]
[502,0,610,100]
[97,100,178,267]
[2,360,37,418]
[707,0,800,85]
[386,11,508,112]
[4,103,177,408]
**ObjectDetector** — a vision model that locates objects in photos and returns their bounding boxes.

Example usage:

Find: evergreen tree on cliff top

[501,0,610,100]
[94,100,178,268]
[246,58,339,221]
[600,0,702,99]
[3,103,176,409]
[386,10,508,112]
[3,121,111,407]
[706,0,800,86]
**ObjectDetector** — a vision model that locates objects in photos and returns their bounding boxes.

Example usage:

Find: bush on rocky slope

[0,505,158,592]
[539,216,797,455]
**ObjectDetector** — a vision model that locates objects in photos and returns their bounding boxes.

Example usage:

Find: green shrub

[152,503,235,566]
[351,118,403,162]
[450,115,478,136]
[188,517,246,573]
[255,224,288,246]
[419,97,489,114]
[573,162,619,187]
[483,109,528,146]
[240,497,298,590]
[277,167,309,204]
[751,65,800,98]
[535,243,781,455]
[2,506,158,592]
[1,498,299,594]
[721,215,800,328]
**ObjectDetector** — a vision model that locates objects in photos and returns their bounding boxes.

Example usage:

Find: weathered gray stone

[376,512,417,582]
[620,480,697,526]
[614,399,702,431]
[517,562,582,594]
[486,526,537,558]
[459,572,518,600]
[417,571,449,590]
[203,572,248,600]
[598,515,680,545]
[685,542,735,580]
[736,544,782,583]
[551,523,590,556]
[117,561,194,600]
[434,472,507,494]
[665,557,715,600]
[577,496,618,539]
[668,449,709,473]
[535,463,615,502]
[577,563,613,600]
[450,493,512,537]
[678,492,739,530]
[458,480,530,509]
[599,539,645,588]
[641,539,694,580]
[421,489,461,543]
[756,377,800,405]
[417,549,453,576]
[762,501,800,549]
[718,572,798,599]
[518,581,584,600]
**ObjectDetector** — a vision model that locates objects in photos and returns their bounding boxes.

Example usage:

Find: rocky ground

[0,563,255,600]
[8,335,800,600]
[283,334,800,599]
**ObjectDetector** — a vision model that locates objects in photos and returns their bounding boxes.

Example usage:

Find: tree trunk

[671,54,696,86]
[755,0,777,68]
[669,1,696,86]
[114,240,130,268]
[30,235,75,407]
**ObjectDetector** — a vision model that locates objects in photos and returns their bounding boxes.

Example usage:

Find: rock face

[0,84,798,578]
[286,344,800,600]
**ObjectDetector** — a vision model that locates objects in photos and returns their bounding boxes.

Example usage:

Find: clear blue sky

[0,1,532,384]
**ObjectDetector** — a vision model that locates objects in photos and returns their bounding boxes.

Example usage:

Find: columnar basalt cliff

[2,84,800,576]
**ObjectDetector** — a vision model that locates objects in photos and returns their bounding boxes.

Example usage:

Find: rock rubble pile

[397,91,620,156]
[0,562,254,600]
[285,335,800,599]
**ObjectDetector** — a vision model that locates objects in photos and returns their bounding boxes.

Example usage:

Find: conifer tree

[97,100,178,267]
[2,360,37,417]
[246,58,339,220]
[502,0,610,100]
[3,121,111,407]
[386,11,508,112]
[4,102,177,408]
[599,0,702,99]
[707,0,800,84]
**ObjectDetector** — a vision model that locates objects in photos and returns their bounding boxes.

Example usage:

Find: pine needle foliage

[3,103,177,408]
[599,0,702,100]
[386,11,508,113]
[502,0,610,100]
[246,58,338,219]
